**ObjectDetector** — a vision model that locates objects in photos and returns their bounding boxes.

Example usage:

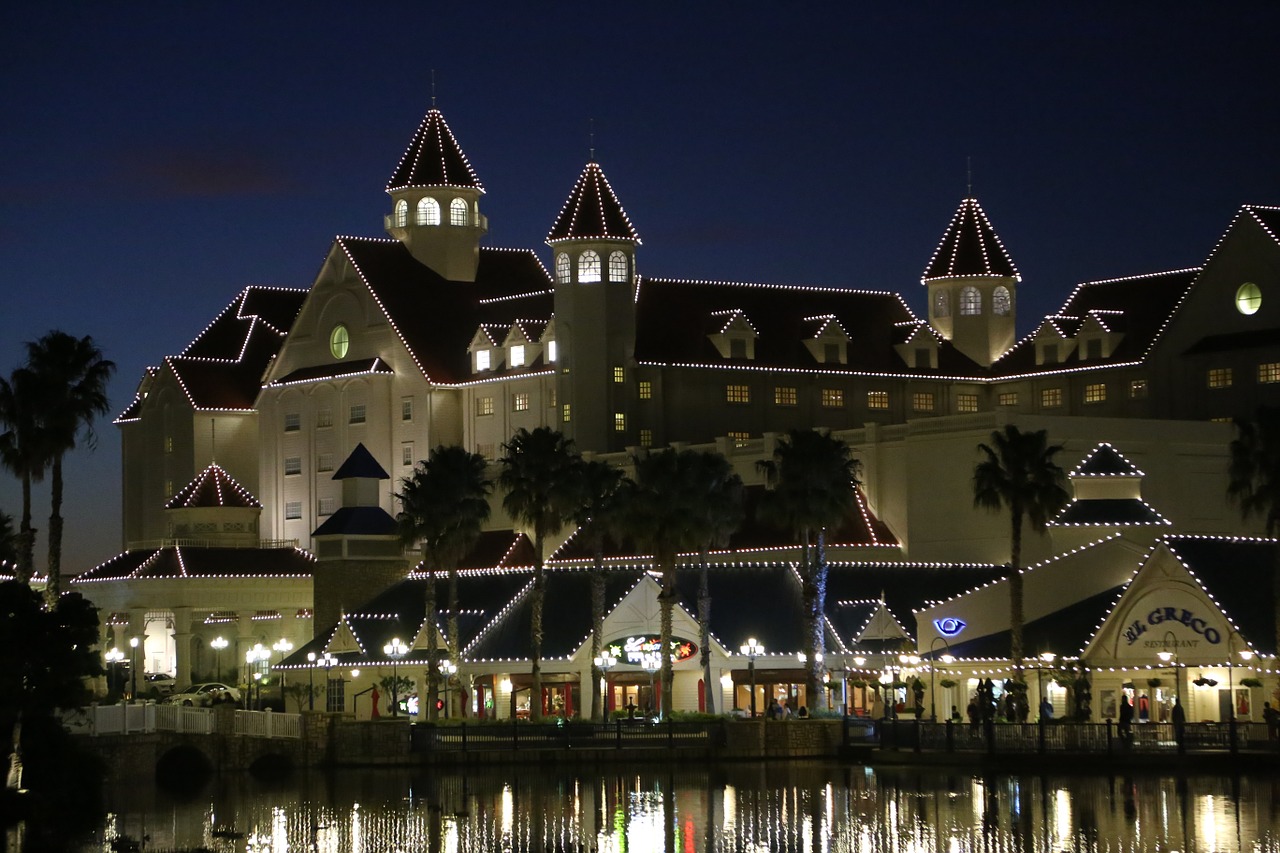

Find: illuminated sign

[605,636,698,664]
[1123,606,1222,647]
[933,617,966,637]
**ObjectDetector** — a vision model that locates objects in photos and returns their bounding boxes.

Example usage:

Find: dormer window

[475,349,491,371]
[992,286,1011,316]
[960,286,981,315]
[509,345,526,368]
[579,251,601,283]
[555,253,571,284]
[416,197,440,225]
[609,251,628,282]
[394,199,409,228]
[547,340,557,362]
[1042,344,1059,364]
[449,198,468,226]
[709,309,758,360]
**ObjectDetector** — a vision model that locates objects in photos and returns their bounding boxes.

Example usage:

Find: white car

[143,672,176,697]
[165,682,241,706]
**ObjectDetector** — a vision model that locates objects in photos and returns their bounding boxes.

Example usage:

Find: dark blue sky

[2,4,1278,570]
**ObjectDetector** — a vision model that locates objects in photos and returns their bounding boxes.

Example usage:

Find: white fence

[61,702,215,736]
[234,709,302,739]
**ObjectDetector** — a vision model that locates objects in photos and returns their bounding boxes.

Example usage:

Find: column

[236,610,258,691]
[173,606,194,689]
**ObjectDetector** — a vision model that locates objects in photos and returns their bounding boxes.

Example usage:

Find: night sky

[2,4,1278,572]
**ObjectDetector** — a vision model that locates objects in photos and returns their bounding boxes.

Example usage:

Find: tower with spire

[922,198,1020,367]
[384,106,488,281]
[547,160,642,452]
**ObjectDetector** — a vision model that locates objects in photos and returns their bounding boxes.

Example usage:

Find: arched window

[934,290,950,318]
[449,198,468,226]
[416,197,440,226]
[960,286,982,316]
[992,286,1011,316]
[394,199,408,228]
[579,251,601,283]
[608,251,628,282]
[555,253,571,284]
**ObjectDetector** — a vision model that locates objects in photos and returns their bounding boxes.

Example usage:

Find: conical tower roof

[1069,443,1144,478]
[922,198,1019,281]
[165,463,261,509]
[546,161,641,244]
[333,442,390,480]
[386,107,484,193]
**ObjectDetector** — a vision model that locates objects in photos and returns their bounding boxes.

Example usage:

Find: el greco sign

[1115,587,1224,659]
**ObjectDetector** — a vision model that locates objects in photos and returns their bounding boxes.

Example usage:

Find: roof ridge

[546,161,641,244]
[385,107,484,193]
[921,197,1020,282]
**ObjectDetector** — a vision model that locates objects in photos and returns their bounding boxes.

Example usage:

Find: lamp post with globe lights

[740,638,764,718]
[128,637,140,702]
[306,652,316,711]
[384,638,407,717]
[440,659,458,719]
[1227,634,1254,753]
[105,647,125,700]
[593,651,618,720]
[929,637,954,722]
[641,653,662,719]
[319,652,338,712]
[210,636,228,683]
[273,639,293,709]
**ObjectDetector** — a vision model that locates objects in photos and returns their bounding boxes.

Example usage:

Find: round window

[329,324,349,359]
[1236,282,1262,316]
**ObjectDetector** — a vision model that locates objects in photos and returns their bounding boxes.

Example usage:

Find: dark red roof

[182,287,305,359]
[166,464,261,509]
[408,531,538,574]
[922,198,1019,281]
[74,547,314,582]
[546,162,640,244]
[385,108,484,192]
[168,321,284,409]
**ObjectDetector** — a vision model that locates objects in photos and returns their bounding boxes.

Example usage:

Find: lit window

[284,413,300,432]
[562,403,571,423]
[547,340,558,362]
[1259,363,1280,384]
[317,497,336,517]
[316,408,333,428]
[393,199,408,227]
[1207,368,1233,389]
[614,413,626,431]
[416,197,440,225]
[1041,388,1063,408]
[609,251,628,282]
[912,392,935,412]
[821,389,843,408]
[1129,380,1148,399]
[1084,383,1107,403]
[284,501,302,520]
[613,366,625,383]
[957,394,978,413]
[1236,282,1262,315]
[284,456,302,476]
[726,385,750,404]
[992,286,1011,317]
[510,345,526,368]
[960,287,981,316]
[998,392,1019,406]
[639,428,653,447]
[774,387,797,406]
[475,349,491,371]
[548,386,557,407]
[349,404,366,424]
[330,324,349,359]
[317,453,334,472]
[164,436,173,453]
[165,480,173,499]
[639,381,652,400]
[579,251,601,283]
[449,198,468,226]
[513,393,530,412]
[555,254,570,284]
[728,431,751,447]
[402,398,413,421]
[933,290,950,318]
[476,397,494,416]
[867,391,889,410]
[402,443,414,466]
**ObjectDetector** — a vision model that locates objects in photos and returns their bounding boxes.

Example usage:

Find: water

[68,763,1280,852]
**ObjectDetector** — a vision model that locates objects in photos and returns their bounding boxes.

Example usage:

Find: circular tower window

[330,324,349,359]
[1236,282,1262,315]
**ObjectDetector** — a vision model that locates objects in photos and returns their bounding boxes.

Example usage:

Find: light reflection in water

[80,763,1280,852]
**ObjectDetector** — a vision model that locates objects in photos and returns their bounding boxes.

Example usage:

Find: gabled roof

[1071,443,1143,477]
[266,357,392,387]
[72,546,314,583]
[1244,205,1280,246]
[546,161,641,244]
[385,107,484,193]
[921,198,1019,281]
[1050,498,1170,527]
[944,586,1123,659]
[165,463,262,509]
[332,442,389,480]
[311,507,398,537]
[1164,536,1280,657]
[826,562,1006,644]
[409,531,538,574]
[338,239,553,384]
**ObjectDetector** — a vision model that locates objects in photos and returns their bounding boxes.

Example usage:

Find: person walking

[1118,695,1134,747]
[1172,699,1186,753]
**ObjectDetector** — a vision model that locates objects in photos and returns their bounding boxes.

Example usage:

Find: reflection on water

[79,763,1280,852]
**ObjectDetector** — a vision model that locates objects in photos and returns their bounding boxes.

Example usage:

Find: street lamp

[105,647,125,699]
[320,652,337,712]
[306,652,316,711]
[440,659,457,719]
[641,652,661,719]
[740,638,764,718]
[273,639,293,709]
[593,651,618,720]
[1157,631,1181,713]
[899,654,920,718]
[246,643,269,710]
[129,636,140,702]
[929,637,954,721]
[210,636,228,682]
[1038,651,1057,716]
[1227,635,1254,751]
[384,638,407,717]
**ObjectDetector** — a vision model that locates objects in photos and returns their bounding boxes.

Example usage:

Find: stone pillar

[237,610,258,691]
[173,606,194,689]
[127,608,148,700]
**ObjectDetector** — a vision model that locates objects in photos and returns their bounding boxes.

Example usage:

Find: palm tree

[23,332,115,605]
[615,448,719,717]
[0,367,49,585]
[1228,406,1280,655]
[396,445,492,721]
[972,424,1069,676]
[688,451,744,715]
[568,458,624,721]
[498,427,581,720]
[757,429,859,710]
[0,510,18,567]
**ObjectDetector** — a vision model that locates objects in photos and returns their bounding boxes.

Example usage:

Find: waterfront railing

[234,709,302,739]
[412,718,722,753]
[862,717,1268,754]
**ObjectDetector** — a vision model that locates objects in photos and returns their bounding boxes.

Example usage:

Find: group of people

[965,678,1028,731]
[765,698,809,720]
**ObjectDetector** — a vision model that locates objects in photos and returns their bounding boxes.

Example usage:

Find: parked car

[143,672,176,697]
[165,682,241,706]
